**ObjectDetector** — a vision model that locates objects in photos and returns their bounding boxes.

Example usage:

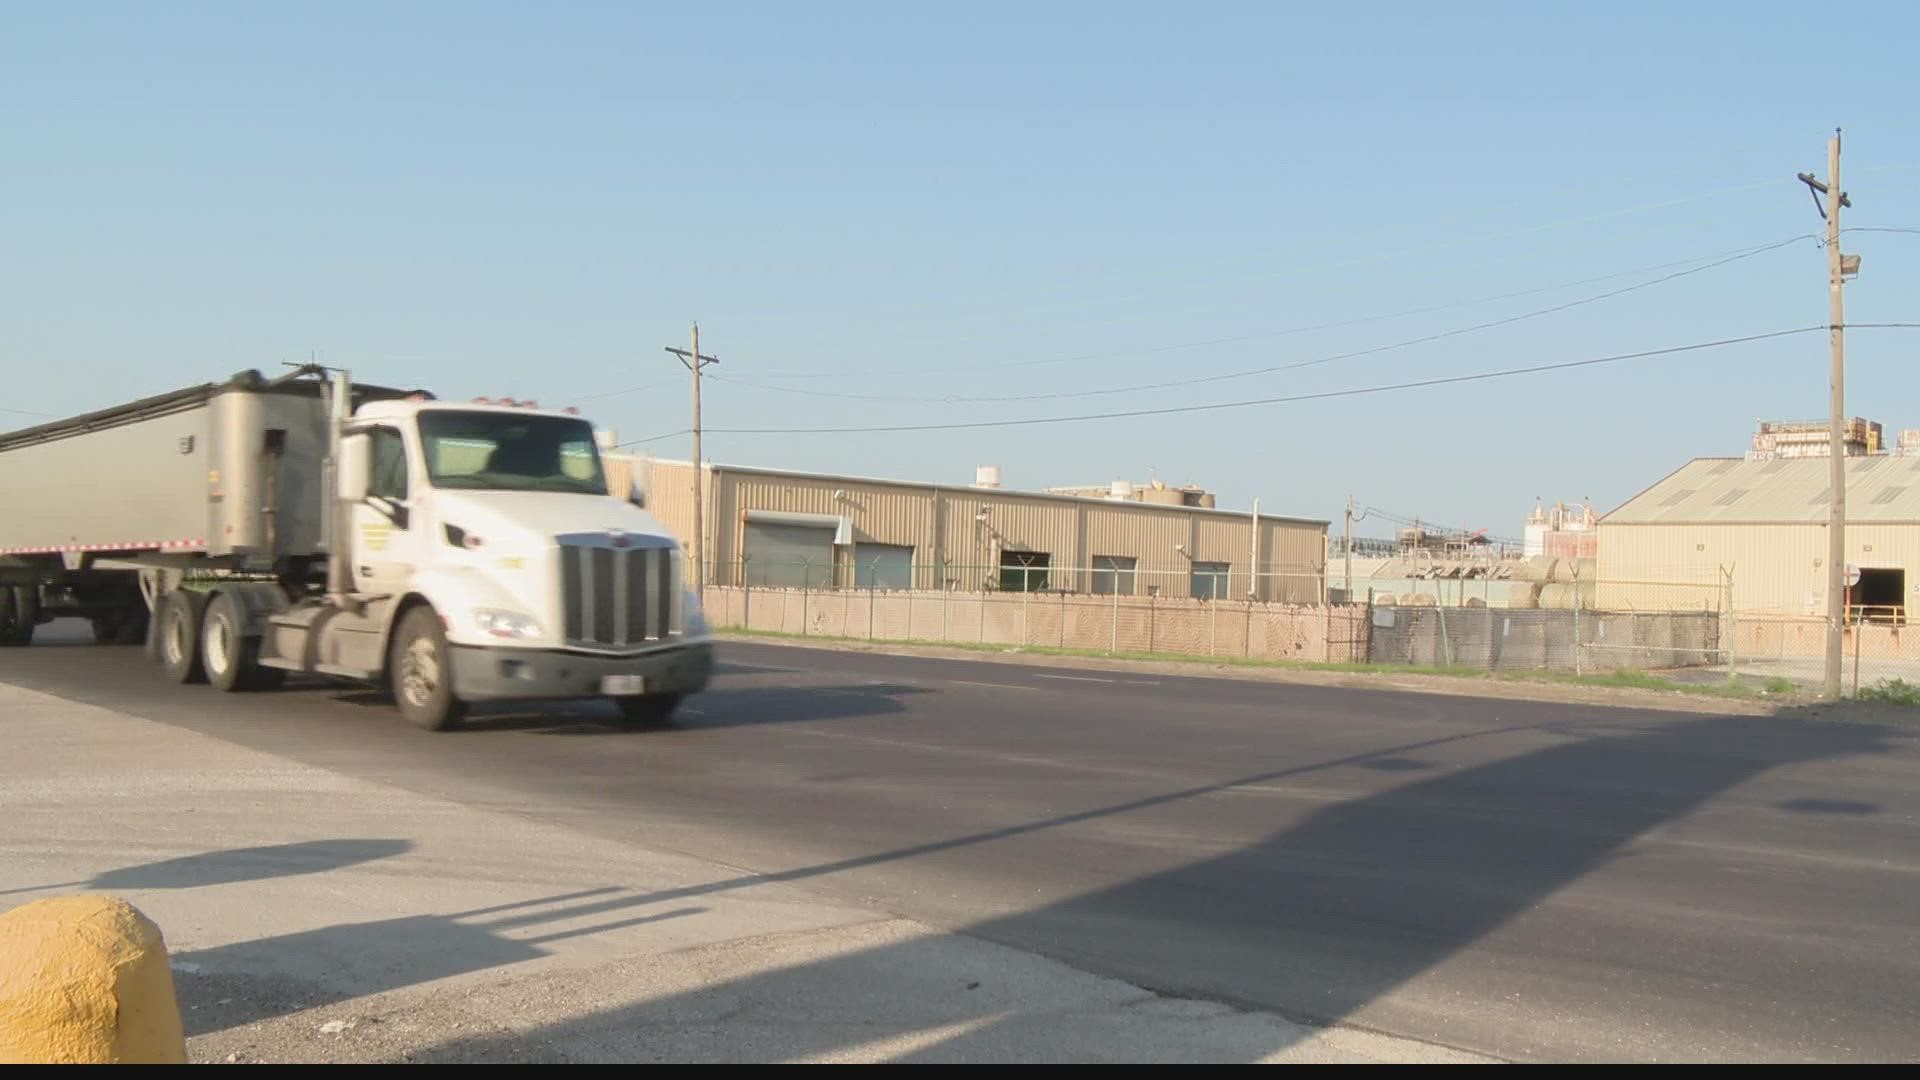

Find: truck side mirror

[337,434,370,502]
[628,479,646,509]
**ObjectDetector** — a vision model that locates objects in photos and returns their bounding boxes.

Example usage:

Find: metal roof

[630,455,1329,527]
[1604,455,1920,525]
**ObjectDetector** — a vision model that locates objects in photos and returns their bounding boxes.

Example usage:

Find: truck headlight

[474,609,542,639]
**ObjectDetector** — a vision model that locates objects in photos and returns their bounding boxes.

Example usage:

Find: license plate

[600,675,648,696]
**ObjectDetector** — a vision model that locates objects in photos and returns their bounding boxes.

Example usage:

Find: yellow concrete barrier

[0,895,188,1064]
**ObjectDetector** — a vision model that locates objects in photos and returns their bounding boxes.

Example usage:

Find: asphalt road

[5,623,1919,1063]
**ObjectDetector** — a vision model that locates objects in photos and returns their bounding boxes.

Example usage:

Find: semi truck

[0,365,713,730]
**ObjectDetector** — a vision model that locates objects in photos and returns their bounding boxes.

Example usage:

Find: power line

[811,170,1856,352]
[700,327,1827,436]
[1359,505,1524,546]
[615,428,691,449]
[708,235,1815,406]
[0,406,52,418]
[557,378,676,406]
[729,234,1817,385]
[1845,226,1920,235]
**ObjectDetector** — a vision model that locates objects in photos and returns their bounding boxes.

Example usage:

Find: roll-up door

[743,521,837,588]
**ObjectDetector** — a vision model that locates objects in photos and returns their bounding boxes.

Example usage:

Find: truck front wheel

[614,694,683,729]
[390,607,466,731]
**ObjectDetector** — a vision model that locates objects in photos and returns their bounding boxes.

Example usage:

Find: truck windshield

[417,411,608,495]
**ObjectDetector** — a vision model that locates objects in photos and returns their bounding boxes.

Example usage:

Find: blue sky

[4,1,1918,537]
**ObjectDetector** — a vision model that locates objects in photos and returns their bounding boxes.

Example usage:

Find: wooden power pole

[1344,495,1354,601]
[666,325,719,598]
[1800,131,1857,700]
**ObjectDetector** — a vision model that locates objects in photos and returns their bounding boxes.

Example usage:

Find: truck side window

[368,427,409,501]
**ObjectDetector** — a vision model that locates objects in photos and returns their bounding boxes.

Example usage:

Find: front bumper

[450,638,715,703]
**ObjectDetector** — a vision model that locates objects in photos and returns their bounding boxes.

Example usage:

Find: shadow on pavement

[450,683,931,734]
[0,839,413,897]
[173,888,706,1036]
[172,706,1904,1061]
[400,711,1895,1063]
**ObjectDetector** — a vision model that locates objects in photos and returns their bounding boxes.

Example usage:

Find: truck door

[352,425,427,597]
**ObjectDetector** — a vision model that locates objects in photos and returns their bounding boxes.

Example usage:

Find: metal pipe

[1249,497,1260,601]
[324,368,353,605]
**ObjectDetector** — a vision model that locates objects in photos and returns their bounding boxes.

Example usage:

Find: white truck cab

[323,397,713,728]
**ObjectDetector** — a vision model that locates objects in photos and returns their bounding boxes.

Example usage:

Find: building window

[999,551,1050,592]
[855,544,915,591]
[1091,555,1136,596]
[1191,561,1231,599]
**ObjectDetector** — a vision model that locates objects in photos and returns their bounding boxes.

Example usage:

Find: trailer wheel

[114,608,149,646]
[203,593,280,691]
[0,587,38,647]
[157,590,209,684]
[390,606,465,731]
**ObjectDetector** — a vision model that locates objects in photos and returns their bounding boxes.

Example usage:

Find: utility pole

[1800,131,1858,699]
[1344,495,1354,601]
[666,324,719,598]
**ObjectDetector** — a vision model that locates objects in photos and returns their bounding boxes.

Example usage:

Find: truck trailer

[0,365,713,730]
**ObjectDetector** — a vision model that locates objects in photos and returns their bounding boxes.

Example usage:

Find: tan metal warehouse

[606,456,1329,602]
[1598,454,1920,619]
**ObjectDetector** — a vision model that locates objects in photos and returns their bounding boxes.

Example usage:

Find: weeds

[1854,678,1920,708]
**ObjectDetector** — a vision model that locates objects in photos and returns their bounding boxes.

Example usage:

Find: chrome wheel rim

[205,614,230,674]
[400,636,439,708]
[165,609,188,665]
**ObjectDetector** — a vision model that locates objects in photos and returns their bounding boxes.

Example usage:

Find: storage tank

[973,465,1002,489]
[1108,479,1134,500]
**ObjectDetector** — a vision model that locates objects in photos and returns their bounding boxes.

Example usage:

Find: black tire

[613,694,683,729]
[203,592,280,692]
[389,606,465,731]
[157,590,209,684]
[0,586,38,647]
[114,609,149,646]
[0,589,19,647]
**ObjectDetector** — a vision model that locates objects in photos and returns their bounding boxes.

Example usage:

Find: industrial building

[604,456,1329,602]
[1598,420,1920,619]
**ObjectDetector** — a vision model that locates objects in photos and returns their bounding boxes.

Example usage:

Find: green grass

[1853,678,1920,708]
[715,627,1776,700]
[1504,668,1772,700]
[1764,676,1798,696]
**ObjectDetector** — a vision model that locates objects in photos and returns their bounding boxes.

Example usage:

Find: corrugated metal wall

[1598,522,1836,614]
[1261,518,1327,603]
[636,459,706,551]
[942,492,1082,591]
[1085,504,1189,594]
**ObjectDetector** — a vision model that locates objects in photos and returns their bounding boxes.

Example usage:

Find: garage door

[855,544,915,591]
[743,522,836,588]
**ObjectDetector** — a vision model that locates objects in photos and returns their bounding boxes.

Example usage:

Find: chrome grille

[558,536,680,649]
